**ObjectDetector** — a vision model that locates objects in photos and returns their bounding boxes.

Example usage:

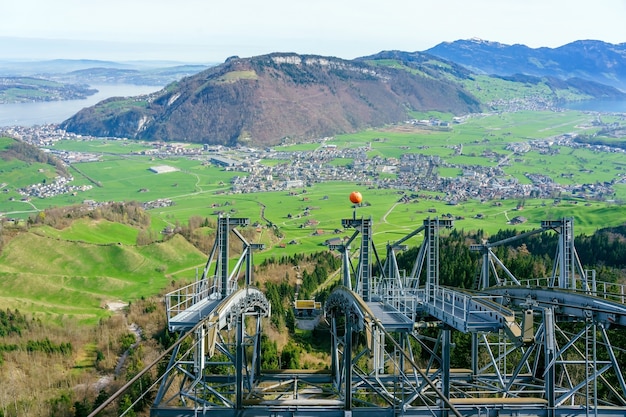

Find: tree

[286,308,296,334]
[73,400,90,417]
[281,342,301,369]
[260,335,279,369]
[118,395,136,417]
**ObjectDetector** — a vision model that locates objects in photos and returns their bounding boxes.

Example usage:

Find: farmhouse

[324,237,343,246]
[510,216,527,225]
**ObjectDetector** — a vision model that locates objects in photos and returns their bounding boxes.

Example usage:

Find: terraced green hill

[0,230,206,323]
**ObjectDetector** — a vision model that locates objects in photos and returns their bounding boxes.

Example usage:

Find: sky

[2,0,626,63]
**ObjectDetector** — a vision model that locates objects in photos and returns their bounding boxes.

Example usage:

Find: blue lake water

[563,98,626,113]
[0,84,162,127]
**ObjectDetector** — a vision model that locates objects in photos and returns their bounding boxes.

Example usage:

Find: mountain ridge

[61,52,482,145]
[59,40,626,146]
[426,39,626,91]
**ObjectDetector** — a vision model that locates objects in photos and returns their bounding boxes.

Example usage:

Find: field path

[190,172,202,191]
[381,202,399,223]
[497,152,514,167]
[3,199,41,217]
[258,201,271,225]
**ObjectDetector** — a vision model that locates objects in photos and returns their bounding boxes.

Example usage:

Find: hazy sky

[2,0,625,62]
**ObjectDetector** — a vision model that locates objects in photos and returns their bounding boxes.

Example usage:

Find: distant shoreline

[0,84,162,127]
[562,98,626,113]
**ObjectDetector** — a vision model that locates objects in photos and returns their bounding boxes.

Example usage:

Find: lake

[0,84,163,127]
[563,98,626,113]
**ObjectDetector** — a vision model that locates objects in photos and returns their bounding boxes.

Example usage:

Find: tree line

[1,140,69,178]
[394,226,626,290]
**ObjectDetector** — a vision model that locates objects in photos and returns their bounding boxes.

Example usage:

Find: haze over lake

[563,98,626,113]
[0,84,162,127]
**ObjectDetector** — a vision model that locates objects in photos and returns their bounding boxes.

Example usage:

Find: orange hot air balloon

[349,191,362,204]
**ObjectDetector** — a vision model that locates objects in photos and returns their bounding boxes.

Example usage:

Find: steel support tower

[98,214,626,417]
[152,216,271,416]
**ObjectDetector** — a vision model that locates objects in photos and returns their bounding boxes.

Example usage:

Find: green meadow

[2,109,624,230]
[1,108,626,321]
[32,219,140,245]
[0,232,206,324]
[460,75,594,103]
[0,137,60,188]
[50,138,154,154]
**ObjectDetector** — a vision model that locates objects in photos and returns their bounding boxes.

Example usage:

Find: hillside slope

[426,39,626,92]
[0,232,206,323]
[60,53,483,146]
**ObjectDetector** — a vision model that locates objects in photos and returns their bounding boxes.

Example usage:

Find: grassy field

[2,184,620,323]
[51,138,155,154]
[460,75,594,103]
[0,137,60,188]
[1,108,626,321]
[1,109,624,228]
[0,231,206,324]
[32,219,140,245]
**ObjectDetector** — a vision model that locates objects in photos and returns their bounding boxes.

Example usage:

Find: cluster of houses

[3,115,626,207]
[226,133,620,203]
[16,176,92,199]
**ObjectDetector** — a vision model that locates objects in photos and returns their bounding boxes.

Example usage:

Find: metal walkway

[88,215,626,417]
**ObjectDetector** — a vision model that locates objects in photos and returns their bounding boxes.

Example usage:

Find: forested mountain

[60,52,483,146]
[358,50,626,104]
[60,43,626,146]
[426,39,626,92]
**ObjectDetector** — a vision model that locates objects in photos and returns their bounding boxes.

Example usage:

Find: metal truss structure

[151,216,271,415]
[145,215,626,417]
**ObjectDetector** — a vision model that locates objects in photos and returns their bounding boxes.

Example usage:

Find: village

[1,118,624,207]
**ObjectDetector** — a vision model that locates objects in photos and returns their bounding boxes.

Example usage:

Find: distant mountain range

[426,39,626,92]
[58,40,626,146]
[0,59,211,87]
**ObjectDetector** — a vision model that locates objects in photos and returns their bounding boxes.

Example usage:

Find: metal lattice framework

[127,215,626,417]
[152,216,272,416]
[324,216,626,417]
